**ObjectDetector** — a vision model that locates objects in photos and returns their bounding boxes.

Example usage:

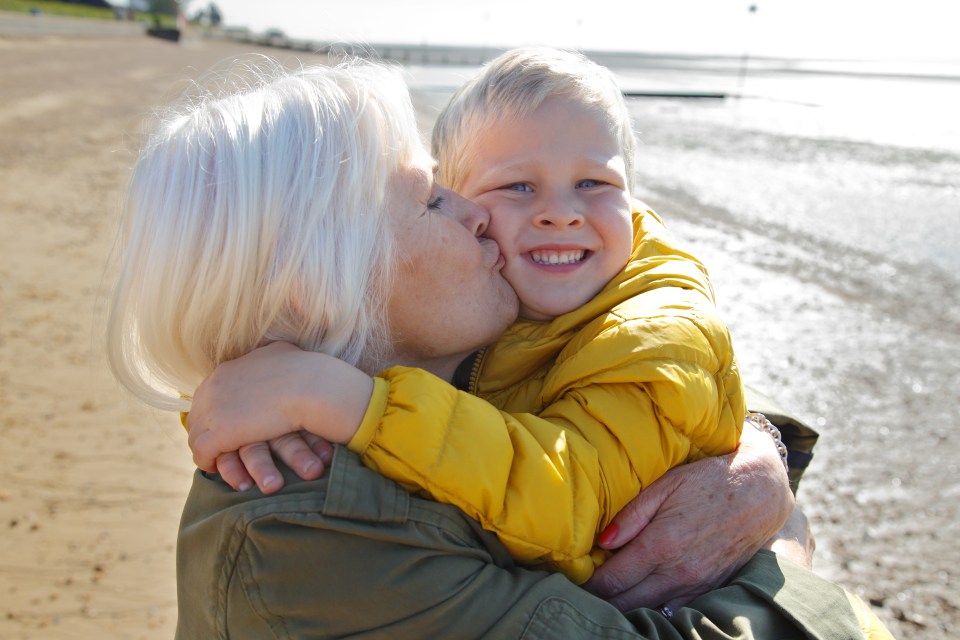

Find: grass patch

[0,0,117,20]
[0,1,181,28]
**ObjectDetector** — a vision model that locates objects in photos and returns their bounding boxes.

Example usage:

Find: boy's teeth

[530,249,586,265]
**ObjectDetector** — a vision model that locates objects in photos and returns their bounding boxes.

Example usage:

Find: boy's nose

[533,201,584,229]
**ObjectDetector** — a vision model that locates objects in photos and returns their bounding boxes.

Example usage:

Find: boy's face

[458,95,633,321]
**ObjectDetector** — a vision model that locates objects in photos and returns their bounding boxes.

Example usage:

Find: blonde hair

[432,47,638,193]
[107,58,421,411]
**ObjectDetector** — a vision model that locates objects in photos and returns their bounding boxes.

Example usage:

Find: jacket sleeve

[347,355,742,584]
[541,285,746,493]
[530,208,745,522]
[348,367,607,584]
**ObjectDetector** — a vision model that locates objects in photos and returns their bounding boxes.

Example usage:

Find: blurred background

[1,1,957,638]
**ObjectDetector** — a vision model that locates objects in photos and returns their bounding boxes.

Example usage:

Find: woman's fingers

[606,571,681,612]
[595,482,667,550]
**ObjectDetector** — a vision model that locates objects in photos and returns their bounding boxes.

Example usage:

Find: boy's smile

[459,95,634,321]
[529,248,588,266]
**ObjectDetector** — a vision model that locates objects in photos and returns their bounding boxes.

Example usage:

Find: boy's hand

[187,341,372,474]
[187,342,312,472]
[214,432,334,494]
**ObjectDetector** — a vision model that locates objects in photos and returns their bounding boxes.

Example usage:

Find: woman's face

[384,156,519,380]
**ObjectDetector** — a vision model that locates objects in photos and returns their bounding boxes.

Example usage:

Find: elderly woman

[107,59,880,638]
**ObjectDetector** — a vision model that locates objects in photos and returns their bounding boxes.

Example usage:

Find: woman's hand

[187,341,373,487]
[763,505,815,569]
[583,423,794,611]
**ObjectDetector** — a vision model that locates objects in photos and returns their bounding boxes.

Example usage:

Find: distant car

[262,28,290,48]
[30,8,44,16]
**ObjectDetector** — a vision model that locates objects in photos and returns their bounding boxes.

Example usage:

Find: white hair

[432,47,638,193]
[107,57,421,411]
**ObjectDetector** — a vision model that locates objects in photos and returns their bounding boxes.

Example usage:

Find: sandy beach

[0,31,332,640]
[1,28,956,639]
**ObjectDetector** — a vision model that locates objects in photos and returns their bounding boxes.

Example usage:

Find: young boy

[190,48,746,584]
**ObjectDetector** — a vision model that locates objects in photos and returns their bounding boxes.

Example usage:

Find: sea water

[622,59,960,335]
[618,57,960,273]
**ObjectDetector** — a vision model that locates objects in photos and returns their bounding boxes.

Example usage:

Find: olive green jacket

[175,446,869,639]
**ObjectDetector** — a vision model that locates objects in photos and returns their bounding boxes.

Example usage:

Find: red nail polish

[598,522,619,546]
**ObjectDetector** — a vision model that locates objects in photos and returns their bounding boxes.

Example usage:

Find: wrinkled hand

[764,506,815,569]
[584,424,793,611]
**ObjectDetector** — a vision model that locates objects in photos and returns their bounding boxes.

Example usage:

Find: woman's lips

[480,237,505,269]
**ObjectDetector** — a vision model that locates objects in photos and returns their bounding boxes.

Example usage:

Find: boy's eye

[427,195,445,211]
[504,183,533,193]
[576,179,604,188]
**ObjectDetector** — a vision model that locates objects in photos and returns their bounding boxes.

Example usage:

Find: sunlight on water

[613,58,960,280]
[735,71,960,153]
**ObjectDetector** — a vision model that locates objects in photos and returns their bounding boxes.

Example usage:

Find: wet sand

[0,32,954,639]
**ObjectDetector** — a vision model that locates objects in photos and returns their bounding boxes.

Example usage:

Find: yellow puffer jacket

[347,205,745,584]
